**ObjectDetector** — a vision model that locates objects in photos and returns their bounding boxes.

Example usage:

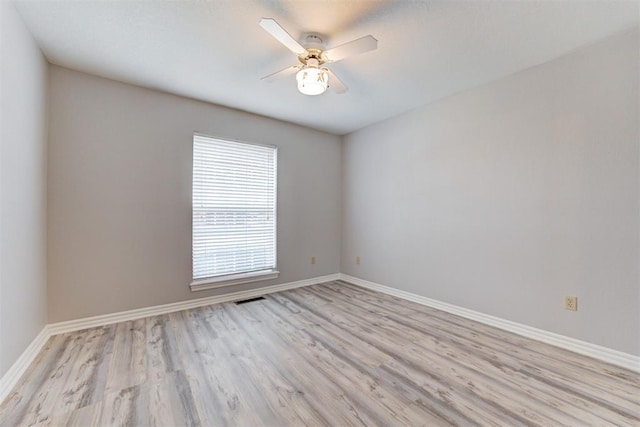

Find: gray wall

[0,2,48,377]
[48,66,341,322]
[342,30,639,356]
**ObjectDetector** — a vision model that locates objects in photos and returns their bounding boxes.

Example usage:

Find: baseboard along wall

[1,271,638,405]
[0,328,50,406]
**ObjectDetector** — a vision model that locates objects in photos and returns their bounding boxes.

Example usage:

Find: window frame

[190,133,279,291]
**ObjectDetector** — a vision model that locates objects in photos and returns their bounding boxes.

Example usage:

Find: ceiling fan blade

[322,35,378,63]
[261,65,300,82]
[259,18,307,55]
[326,68,348,94]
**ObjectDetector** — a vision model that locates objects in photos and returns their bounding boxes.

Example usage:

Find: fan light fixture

[296,58,328,96]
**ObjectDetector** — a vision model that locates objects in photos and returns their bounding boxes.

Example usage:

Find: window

[191,134,278,291]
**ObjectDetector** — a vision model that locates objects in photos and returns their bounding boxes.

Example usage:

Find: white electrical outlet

[311,256,316,265]
[356,256,360,265]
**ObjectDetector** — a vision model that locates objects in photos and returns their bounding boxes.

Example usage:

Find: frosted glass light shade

[296,66,329,96]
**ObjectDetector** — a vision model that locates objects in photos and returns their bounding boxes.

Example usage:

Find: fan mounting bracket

[301,34,325,49]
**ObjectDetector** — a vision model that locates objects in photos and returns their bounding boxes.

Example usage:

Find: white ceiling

[13,0,639,135]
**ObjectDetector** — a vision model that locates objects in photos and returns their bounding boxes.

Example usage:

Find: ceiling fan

[259,18,378,96]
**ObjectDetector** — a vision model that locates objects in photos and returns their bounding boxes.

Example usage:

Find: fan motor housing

[298,34,327,65]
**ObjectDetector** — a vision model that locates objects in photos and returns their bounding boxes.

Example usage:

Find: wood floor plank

[282,290,580,426]
[32,400,102,427]
[325,281,640,403]
[331,285,640,411]
[245,300,450,426]
[170,309,251,427]
[265,299,529,426]
[55,326,114,416]
[229,305,384,426]
[396,300,638,406]
[104,320,147,394]
[146,313,182,382]
[304,287,640,425]
[12,332,94,426]
[2,281,639,426]
[125,370,200,427]
[0,334,71,425]
[227,303,345,426]
[337,280,638,386]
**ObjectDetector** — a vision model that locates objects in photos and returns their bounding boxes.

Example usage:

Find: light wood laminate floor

[1,281,639,426]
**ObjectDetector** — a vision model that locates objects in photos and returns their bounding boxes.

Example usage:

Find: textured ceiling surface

[13,0,639,135]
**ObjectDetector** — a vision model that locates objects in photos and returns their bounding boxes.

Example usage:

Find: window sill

[190,270,280,292]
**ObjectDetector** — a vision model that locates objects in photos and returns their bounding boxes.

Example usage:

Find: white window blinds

[192,134,277,281]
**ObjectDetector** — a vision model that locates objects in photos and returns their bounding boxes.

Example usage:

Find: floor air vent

[235,296,266,305]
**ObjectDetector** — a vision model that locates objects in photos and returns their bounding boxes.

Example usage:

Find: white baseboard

[0,273,340,404]
[340,274,640,373]
[48,273,340,336]
[0,327,50,405]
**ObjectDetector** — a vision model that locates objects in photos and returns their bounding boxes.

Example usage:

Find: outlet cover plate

[565,296,578,311]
